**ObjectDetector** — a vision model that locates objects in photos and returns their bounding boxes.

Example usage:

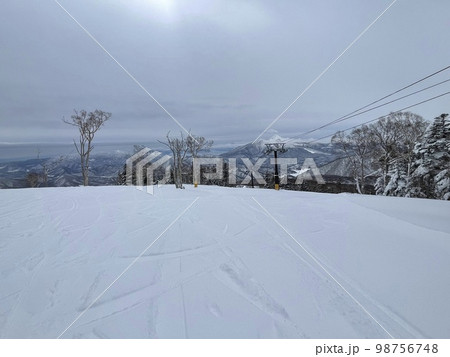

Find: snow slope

[0,186,449,338]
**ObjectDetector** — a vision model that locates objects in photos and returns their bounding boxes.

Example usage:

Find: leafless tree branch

[64,109,111,186]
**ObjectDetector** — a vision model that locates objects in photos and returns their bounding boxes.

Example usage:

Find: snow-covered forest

[332,112,450,199]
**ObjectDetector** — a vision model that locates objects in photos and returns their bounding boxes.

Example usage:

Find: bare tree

[368,116,403,192]
[25,149,63,188]
[41,156,65,186]
[368,112,427,193]
[332,125,375,194]
[26,172,40,188]
[159,132,189,189]
[186,133,213,158]
[63,109,111,186]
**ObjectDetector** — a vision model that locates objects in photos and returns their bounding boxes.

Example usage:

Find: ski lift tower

[264,142,288,190]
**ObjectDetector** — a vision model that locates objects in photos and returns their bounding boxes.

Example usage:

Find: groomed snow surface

[0,185,449,339]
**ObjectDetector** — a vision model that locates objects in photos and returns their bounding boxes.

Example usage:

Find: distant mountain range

[221,136,339,165]
[0,137,354,189]
[220,135,352,180]
[0,152,129,189]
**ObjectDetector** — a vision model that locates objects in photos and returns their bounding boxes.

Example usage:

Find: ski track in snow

[0,186,449,338]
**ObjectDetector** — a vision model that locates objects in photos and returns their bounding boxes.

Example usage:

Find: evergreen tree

[383,161,409,197]
[407,113,450,199]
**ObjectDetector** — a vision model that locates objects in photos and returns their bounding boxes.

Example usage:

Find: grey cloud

[1,0,450,149]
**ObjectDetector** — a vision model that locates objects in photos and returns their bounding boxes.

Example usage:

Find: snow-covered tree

[382,162,409,197]
[331,112,427,195]
[331,125,375,194]
[159,132,189,189]
[369,112,426,195]
[63,109,112,186]
[406,113,450,200]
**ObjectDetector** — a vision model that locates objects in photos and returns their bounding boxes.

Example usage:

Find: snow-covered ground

[0,185,449,338]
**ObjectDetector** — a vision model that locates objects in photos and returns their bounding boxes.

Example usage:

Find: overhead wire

[285,65,450,143]
[305,90,450,144]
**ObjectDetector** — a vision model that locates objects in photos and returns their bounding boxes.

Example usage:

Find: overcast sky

[1,0,449,148]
